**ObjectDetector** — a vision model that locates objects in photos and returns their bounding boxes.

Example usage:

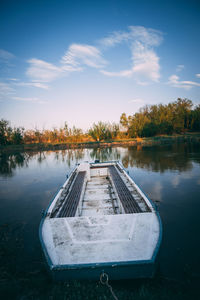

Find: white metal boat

[39,161,162,280]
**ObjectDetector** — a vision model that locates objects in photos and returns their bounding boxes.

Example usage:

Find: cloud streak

[100,26,162,48]
[12,96,46,104]
[168,74,200,90]
[61,44,106,70]
[26,44,106,85]
[128,98,144,104]
[0,49,15,62]
[15,81,49,90]
[0,82,15,99]
[176,64,184,72]
[26,58,63,82]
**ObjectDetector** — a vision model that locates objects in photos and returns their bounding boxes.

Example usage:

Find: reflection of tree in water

[121,143,199,172]
[0,151,49,177]
[1,143,199,176]
[0,152,30,177]
[0,149,86,177]
[37,151,46,164]
[66,149,85,166]
[90,147,121,162]
[53,149,85,167]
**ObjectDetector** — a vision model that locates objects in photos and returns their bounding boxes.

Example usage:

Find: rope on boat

[100,272,118,300]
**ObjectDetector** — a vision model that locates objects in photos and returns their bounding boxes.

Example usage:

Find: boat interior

[50,162,151,219]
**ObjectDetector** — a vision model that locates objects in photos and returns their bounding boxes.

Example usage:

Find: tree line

[0,98,200,145]
[120,98,200,137]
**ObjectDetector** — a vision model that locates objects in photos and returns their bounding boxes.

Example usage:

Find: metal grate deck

[109,166,142,214]
[58,171,86,217]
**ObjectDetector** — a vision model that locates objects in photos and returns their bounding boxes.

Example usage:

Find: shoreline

[1,133,200,152]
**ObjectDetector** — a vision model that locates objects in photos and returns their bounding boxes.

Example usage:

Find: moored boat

[39,161,162,280]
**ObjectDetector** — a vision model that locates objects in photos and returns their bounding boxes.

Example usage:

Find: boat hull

[49,261,156,281]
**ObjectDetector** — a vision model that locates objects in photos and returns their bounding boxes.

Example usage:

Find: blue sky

[0,0,200,130]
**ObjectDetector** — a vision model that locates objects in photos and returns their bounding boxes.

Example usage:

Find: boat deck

[42,213,159,266]
[81,175,118,216]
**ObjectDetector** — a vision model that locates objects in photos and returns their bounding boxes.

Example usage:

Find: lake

[0,143,200,299]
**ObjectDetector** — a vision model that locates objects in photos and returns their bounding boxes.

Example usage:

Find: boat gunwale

[39,160,162,273]
[47,164,78,216]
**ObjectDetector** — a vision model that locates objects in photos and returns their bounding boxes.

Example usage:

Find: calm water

[0,144,200,299]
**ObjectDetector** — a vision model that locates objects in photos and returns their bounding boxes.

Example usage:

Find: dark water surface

[0,144,200,299]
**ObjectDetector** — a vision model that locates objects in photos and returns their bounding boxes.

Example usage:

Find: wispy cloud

[8,78,19,81]
[100,69,132,77]
[0,49,15,75]
[61,44,106,70]
[14,81,49,89]
[24,27,164,87]
[100,26,162,48]
[128,98,144,104]
[196,74,200,78]
[26,44,106,85]
[12,96,46,104]
[26,58,64,82]
[25,27,162,86]
[0,49,15,62]
[0,82,15,99]
[99,26,163,84]
[131,41,160,83]
[176,64,185,72]
[168,74,200,90]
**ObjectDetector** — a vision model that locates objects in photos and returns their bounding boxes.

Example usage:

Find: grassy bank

[1,132,200,153]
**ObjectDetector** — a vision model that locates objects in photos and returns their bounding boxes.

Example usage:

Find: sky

[0,0,200,131]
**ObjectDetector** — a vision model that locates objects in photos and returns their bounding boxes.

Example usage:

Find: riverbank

[1,132,200,152]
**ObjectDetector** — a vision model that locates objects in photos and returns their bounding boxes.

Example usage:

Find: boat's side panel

[50,261,156,281]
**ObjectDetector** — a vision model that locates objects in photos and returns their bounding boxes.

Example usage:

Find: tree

[110,123,120,139]
[0,119,12,145]
[128,113,150,137]
[190,105,200,131]
[88,122,112,141]
[172,98,193,132]
[11,127,24,144]
[120,113,128,129]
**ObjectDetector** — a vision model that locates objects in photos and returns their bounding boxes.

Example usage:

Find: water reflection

[90,147,121,162]
[0,143,200,177]
[0,152,28,177]
[121,143,198,172]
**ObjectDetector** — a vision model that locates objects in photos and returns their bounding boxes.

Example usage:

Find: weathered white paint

[78,162,90,181]
[80,175,117,216]
[90,167,108,177]
[42,213,159,265]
